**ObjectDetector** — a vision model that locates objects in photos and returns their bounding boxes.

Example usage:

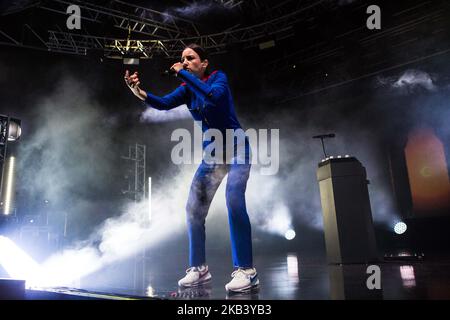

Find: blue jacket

[145,69,242,135]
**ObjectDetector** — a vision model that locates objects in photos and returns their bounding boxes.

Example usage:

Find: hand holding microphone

[162,62,184,76]
[171,62,184,73]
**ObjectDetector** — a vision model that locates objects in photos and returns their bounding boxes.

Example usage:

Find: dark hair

[185,43,208,61]
[184,43,211,76]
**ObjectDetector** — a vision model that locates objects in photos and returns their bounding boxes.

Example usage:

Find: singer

[124,44,258,293]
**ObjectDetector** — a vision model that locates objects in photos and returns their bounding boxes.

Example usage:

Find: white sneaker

[225,268,259,293]
[178,265,212,287]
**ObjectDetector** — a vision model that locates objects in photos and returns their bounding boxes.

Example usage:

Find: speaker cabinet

[317,157,379,264]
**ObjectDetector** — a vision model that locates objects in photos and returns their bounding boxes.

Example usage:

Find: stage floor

[62,251,450,300]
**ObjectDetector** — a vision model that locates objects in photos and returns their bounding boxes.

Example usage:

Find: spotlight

[394,222,407,235]
[284,229,296,240]
[123,57,139,65]
[1,115,22,204]
[0,236,41,283]
[7,118,22,141]
[258,39,275,50]
[146,286,155,297]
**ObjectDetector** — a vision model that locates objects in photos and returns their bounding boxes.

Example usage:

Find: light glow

[400,265,416,288]
[285,229,296,240]
[394,222,407,235]
[4,156,15,215]
[148,177,152,221]
[286,254,299,283]
[146,285,155,297]
[0,236,42,286]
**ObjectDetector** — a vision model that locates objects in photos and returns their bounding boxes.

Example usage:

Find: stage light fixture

[0,236,41,283]
[146,286,155,297]
[394,222,407,235]
[1,116,22,205]
[7,118,21,141]
[284,229,296,240]
[123,57,140,65]
[3,156,15,215]
[258,39,275,50]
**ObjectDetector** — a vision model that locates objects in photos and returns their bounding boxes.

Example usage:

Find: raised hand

[124,70,147,101]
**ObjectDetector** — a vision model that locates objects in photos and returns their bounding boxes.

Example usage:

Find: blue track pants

[186,158,253,268]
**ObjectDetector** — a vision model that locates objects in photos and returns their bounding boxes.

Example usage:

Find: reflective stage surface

[71,251,450,300]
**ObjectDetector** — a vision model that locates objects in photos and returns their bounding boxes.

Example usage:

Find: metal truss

[0,1,40,16]
[0,0,324,58]
[39,0,200,38]
[268,2,448,71]
[121,143,146,203]
[46,29,163,58]
[213,0,244,9]
[1,0,200,39]
[265,2,450,103]
[120,143,149,292]
[1,0,201,57]
[44,0,326,57]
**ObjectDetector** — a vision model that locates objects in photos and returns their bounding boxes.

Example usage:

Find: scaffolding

[121,143,147,293]
[0,0,309,58]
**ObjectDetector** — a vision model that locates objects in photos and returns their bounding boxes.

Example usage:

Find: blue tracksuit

[145,69,253,268]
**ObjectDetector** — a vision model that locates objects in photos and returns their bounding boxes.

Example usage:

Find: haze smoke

[163,1,232,20]
[29,167,196,287]
[15,65,446,288]
[393,69,436,92]
[377,69,438,93]
[140,104,191,123]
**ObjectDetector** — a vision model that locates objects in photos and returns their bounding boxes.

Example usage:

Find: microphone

[313,133,335,158]
[312,133,335,139]
[161,69,177,76]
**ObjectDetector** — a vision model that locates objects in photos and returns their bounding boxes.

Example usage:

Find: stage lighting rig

[0,115,22,215]
[0,115,21,142]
